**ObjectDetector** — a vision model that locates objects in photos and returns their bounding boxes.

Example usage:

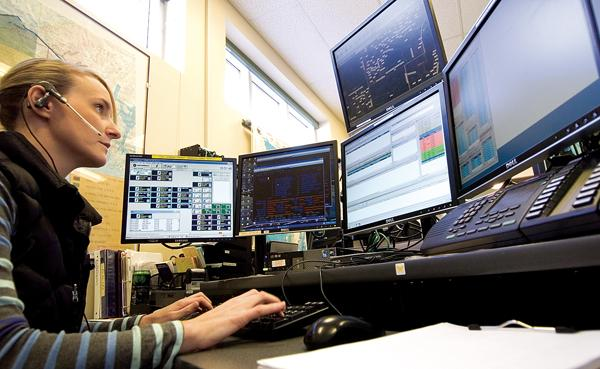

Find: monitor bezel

[341,82,458,236]
[120,153,237,244]
[330,0,447,134]
[444,0,600,200]
[235,140,341,236]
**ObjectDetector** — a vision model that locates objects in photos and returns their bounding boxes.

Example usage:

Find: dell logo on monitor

[385,218,395,224]
[505,158,518,169]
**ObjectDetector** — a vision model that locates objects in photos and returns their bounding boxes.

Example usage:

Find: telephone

[421,154,600,255]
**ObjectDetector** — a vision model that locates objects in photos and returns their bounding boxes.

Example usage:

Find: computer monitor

[331,0,446,134]
[446,0,600,198]
[236,141,340,236]
[341,82,456,235]
[121,154,236,243]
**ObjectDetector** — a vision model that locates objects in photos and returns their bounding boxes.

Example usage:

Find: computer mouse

[303,315,385,350]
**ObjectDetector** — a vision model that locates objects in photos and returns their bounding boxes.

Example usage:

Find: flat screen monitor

[341,82,456,235]
[121,154,236,243]
[446,0,600,198]
[331,0,446,134]
[237,141,340,236]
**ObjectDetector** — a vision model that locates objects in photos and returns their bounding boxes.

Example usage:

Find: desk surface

[175,235,600,369]
[198,233,600,296]
[175,335,306,369]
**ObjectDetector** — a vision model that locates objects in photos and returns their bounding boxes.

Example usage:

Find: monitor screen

[446,0,600,198]
[237,141,340,235]
[341,82,456,235]
[331,0,446,133]
[121,154,236,243]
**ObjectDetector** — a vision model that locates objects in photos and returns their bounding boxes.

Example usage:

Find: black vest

[0,131,102,333]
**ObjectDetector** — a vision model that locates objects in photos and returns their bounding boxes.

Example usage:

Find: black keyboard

[236,301,330,339]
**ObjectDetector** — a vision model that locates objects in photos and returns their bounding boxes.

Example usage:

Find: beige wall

[145,0,206,155]
[145,0,347,159]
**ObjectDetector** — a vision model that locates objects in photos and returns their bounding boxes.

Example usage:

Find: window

[224,51,247,109]
[224,42,317,147]
[70,0,186,70]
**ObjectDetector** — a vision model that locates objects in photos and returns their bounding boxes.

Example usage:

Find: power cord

[21,104,59,174]
[83,313,92,331]
[161,242,192,249]
[318,266,342,315]
[280,259,340,313]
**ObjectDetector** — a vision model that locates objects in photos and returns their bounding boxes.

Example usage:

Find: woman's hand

[179,289,286,353]
[139,292,213,326]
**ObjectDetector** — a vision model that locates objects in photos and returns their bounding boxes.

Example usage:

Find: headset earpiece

[32,81,67,109]
[34,91,51,108]
[29,80,103,137]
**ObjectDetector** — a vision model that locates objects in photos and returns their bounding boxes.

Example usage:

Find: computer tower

[202,238,252,280]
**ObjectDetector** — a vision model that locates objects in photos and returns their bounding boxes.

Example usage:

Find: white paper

[257,323,600,369]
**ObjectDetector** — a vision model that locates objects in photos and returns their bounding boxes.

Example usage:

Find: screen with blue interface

[331,0,445,133]
[447,0,600,197]
[237,141,340,235]
[342,83,455,234]
[121,154,236,243]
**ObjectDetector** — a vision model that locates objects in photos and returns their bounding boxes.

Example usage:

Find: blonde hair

[0,58,117,130]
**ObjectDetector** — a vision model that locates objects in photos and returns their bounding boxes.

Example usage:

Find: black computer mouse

[303,315,385,350]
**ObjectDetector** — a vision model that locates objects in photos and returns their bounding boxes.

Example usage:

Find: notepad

[257,323,600,369]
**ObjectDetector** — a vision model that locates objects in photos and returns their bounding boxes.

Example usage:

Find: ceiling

[228,0,489,126]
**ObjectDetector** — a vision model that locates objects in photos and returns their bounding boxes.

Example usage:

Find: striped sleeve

[0,179,184,369]
[87,315,145,332]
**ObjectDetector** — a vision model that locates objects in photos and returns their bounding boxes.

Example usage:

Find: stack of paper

[257,323,600,369]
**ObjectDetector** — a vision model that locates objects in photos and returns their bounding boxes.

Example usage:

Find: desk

[192,234,600,330]
[175,234,600,368]
[175,335,305,369]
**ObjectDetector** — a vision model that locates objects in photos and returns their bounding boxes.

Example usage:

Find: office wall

[205,0,348,157]
[146,0,347,158]
[145,0,206,155]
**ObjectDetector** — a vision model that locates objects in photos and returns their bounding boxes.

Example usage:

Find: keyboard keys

[239,301,330,338]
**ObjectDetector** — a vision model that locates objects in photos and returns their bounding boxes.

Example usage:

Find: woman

[0,58,285,368]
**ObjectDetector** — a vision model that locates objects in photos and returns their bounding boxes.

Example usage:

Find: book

[92,250,102,319]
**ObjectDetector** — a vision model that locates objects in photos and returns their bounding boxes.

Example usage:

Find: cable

[161,242,192,249]
[83,313,92,331]
[318,266,342,315]
[396,236,424,251]
[21,104,59,174]
[280,259,337,306]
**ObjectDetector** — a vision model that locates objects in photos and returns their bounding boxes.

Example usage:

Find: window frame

[225,40,319,134]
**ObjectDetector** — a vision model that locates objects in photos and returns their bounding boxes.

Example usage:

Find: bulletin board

[0,0,149,250]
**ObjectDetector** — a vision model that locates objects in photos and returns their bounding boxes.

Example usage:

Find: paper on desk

[257,323,600,369]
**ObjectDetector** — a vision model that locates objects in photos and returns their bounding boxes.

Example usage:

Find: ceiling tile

[310,78,344,120]
[246,2,333,90]
[229,0,298,21]
[431,0,462,40]
[297,0,381,47]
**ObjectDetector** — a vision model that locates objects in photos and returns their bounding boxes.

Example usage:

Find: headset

[33,81,103,137]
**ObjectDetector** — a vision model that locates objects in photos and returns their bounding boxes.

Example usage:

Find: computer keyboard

[236,301,330,339]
